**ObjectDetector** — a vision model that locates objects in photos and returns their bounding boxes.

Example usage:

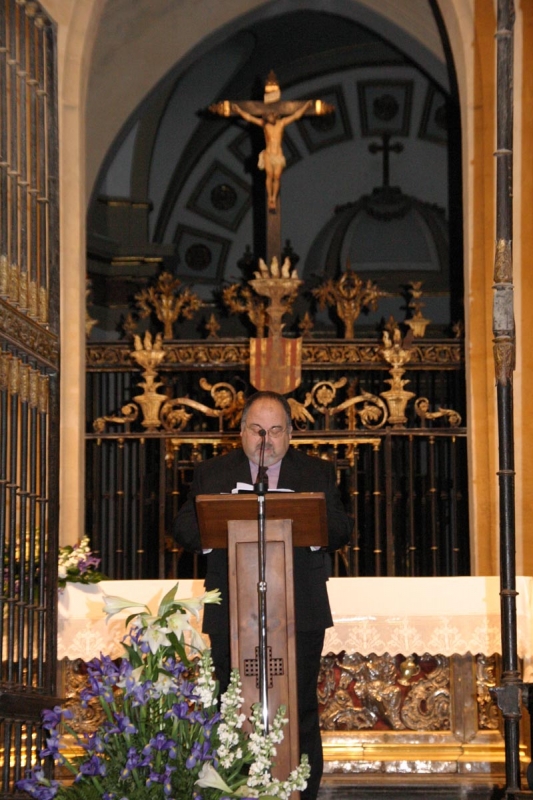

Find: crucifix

[209,72,334,263]
[369,132,404,188]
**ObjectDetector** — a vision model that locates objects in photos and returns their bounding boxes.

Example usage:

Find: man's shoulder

[285,446,333,473]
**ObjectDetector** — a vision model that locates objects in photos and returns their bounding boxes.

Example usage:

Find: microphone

[254,429,268,493]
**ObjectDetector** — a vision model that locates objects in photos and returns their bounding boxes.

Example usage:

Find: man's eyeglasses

[245,424,288,439]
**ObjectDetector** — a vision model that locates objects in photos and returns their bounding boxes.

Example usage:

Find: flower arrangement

[17,583,310,800]
[58,537,106,588]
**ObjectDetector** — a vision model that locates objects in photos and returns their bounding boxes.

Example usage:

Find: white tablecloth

[57,576,533,678]
[57,580,206,661]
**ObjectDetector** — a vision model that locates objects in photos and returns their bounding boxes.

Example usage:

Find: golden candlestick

[379,327,415,427]
[131,332,167,430]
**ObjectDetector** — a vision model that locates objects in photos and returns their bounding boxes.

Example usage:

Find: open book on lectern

[195,491,328,549]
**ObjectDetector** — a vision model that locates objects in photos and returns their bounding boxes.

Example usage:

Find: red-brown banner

[249,336,302,394]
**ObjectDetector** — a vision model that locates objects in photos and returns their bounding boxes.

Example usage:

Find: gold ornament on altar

[379,325,415,427]
[312,268,384,339]
[222,284,268,338]
[130,331,168,430]
[249,256,302,337]
[405,281,431,338]
[85,277,98,339]
[246,257,304,394]
[135,271,203,340]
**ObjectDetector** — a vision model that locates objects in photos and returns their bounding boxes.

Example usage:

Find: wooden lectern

[196,492,327,781]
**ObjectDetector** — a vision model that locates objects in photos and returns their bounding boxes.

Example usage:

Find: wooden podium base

[228,518,300,781]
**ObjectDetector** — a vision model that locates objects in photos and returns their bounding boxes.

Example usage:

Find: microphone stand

[253,430,269,735]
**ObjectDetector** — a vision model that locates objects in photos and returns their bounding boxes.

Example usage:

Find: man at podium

[174,391,351,800]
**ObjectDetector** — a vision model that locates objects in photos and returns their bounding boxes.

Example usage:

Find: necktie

[258,466,269,489]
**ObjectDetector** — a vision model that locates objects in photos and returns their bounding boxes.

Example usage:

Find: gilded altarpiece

[0,0,60,794]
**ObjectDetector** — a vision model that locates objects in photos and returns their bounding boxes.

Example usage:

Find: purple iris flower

[106,712,137,736]
[79,732,105,754]
[146,769,164,788]
[78,554,101,573]
[163,656,187,677]
[75,754,107,780]
[185,740,213,769]
[149,732,172,751]
[39,731,62,759]
[168,700,190,720]
[163,764,176,796]
[41,706,67,730]
[16,767,59,800]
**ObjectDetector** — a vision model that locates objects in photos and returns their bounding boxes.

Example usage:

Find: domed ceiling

[86,0,462,341]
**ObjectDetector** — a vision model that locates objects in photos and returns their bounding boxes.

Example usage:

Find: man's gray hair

[241,391,292,430]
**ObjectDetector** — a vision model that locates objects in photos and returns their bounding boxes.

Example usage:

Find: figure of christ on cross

[209,73,334,218]
[230,100,313,213]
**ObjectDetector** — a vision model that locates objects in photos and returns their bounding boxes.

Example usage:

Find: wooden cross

[210,72,334,263]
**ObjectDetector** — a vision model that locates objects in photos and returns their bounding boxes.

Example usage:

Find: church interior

[2,0,533,797]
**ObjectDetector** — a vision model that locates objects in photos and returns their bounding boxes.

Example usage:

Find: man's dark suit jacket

[173,446,352,636]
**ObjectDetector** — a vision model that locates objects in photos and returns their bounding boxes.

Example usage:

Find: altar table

[58,576,533,674]
[57,576,533,779]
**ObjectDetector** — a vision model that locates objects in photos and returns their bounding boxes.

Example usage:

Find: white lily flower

[166,611,192,635]
[190,627,208,653]
[195,762,233,792]
[140,624,171,654]
[102,595,148,618]
[177,589,222,619]
[152,673,177,695]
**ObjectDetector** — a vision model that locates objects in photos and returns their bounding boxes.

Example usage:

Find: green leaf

[157,582,180,617]
[166,632,190,666]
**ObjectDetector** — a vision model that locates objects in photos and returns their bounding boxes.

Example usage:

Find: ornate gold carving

[205,313,220,338]
[19,363,31,403]
[0,254,7,294]
[28,278,38,318]
[249,256,302,337]
[122,312,138,338]
[494,238,512,284]
[61,660,107,735]
[29,369,39,408]
[8,261,20,304]
[130,332,167,430]
[414,397,462,427]
[476,655,500,730]
[400,655,450,730]
[93,403,139,433]
[398,655,421,685]
[8,356,20,395]
[222,284,268,337]
[0,352,10,390]
[38,284,49,324]
[86,278,98,338]
[452,320,464,339]
[283,378,388,431]
[298,311,314,337]
[38,374,49,413]
[135,271,203,340]
[494,339,515,386]
[312,269,384,339]
[19,270,29,311]
[334,391,388,430]
[0,298,58,366]
[85,341,463,371]
[160,379,245,437]
[379,326,415,427]
[405,281,431,338]
[319,653,450,733]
